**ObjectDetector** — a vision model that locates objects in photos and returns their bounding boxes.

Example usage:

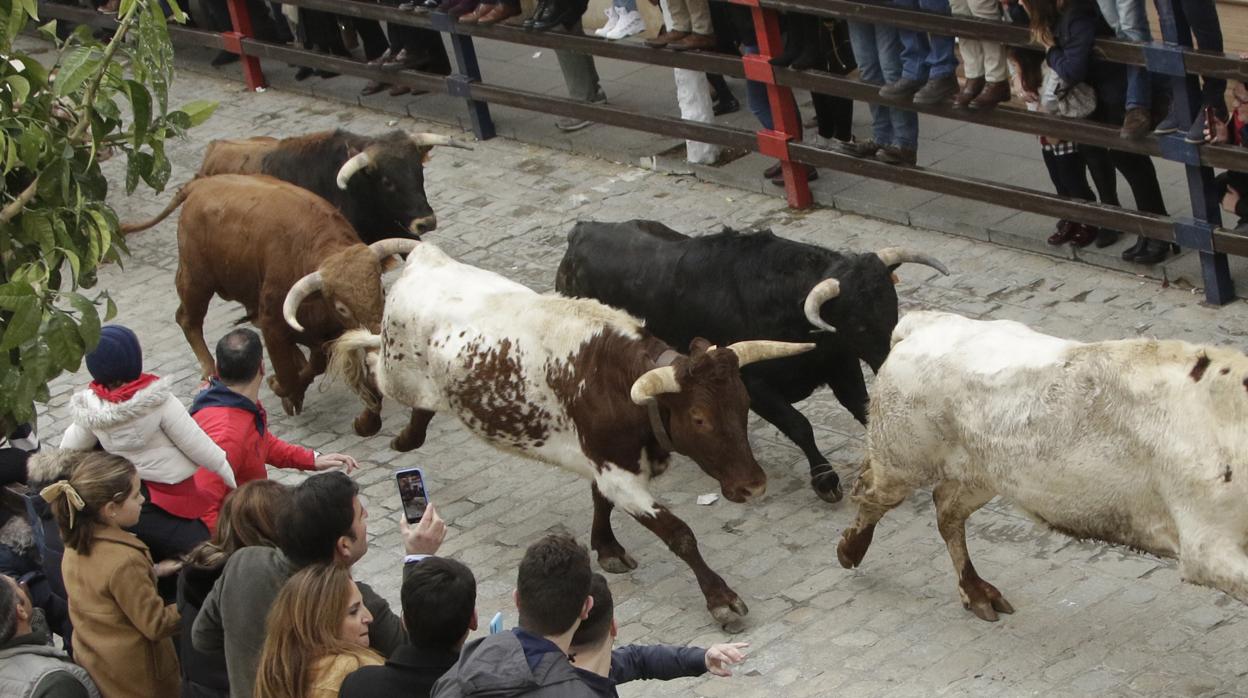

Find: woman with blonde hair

[254,563,381,698]
[42,451,180,697]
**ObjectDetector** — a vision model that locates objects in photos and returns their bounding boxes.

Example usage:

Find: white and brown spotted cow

[326,243,813,630]
[838,310,1248,621]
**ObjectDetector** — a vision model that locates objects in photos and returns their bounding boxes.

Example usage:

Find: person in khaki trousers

[645,0,716,50]
[950,0,1009,110]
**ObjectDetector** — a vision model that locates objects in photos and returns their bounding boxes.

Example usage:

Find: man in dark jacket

[0,574,98,697]
[192,471,447,698]
[431,534,597,698]
[567,574,747,696]
[341,556,477,698]
[190,329,357,532]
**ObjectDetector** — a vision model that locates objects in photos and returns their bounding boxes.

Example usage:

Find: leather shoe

[522,0,547,28]
[712,95,739,116]
[879,77,925,101]
[1131,238,1171,265]
[1047,219,1077,246]
[876,145,917,166]
[645,30,689,48]
[528,0,571,30]
[967,80,1009,111]
[668,33,716,51]
[477,2,519,23]
[1069,222,1099,248]
[762,162,782,179]
[952,76,984,109]
[458,2,492,22]
[1120,235,1146,261]
[294,66,315,81]
[912,74,959,106]
[360,80,389,96]
[770,165,818,186]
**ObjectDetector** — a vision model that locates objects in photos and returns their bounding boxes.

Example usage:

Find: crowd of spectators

[0,325,751,697]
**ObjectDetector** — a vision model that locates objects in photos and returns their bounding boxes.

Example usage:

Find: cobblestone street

[34,56,1248,697]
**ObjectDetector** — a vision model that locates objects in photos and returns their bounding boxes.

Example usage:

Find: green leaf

[36,18,56,41]
[177,99,217,127]
[0,296,41,351]
[5,74,29,106]
[54,47,100,98]
[125,80,151,147]
[46,311,85,372]
[66,291,100,348]
[20,211,54,253]
[103,295,117,321]
[0,281,36,310]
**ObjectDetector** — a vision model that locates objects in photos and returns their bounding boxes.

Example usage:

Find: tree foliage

[0,0,215,432]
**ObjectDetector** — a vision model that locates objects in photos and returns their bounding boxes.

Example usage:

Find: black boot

[522,0,549,29]
[1131,238,1171,265]
[1120,235,1147,262]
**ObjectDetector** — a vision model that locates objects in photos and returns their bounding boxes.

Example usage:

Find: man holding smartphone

[190,329,360,532]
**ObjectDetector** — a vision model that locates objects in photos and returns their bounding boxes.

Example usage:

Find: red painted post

[732,1,811,209]
[225,0,267,91]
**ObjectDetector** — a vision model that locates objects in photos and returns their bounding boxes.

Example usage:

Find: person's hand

[1222,186,1240,215]
[314,453,359,472]
[704,642,749,677]
[153,559,184,578]
[1204,113,1229,144]
[400,503,446,556]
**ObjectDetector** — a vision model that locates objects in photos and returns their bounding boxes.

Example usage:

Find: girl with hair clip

[42,451,180,698]
[253,563,382,698]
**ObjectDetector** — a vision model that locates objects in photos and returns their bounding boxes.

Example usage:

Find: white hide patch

[890,311,1076,375]
[596,463,658,517]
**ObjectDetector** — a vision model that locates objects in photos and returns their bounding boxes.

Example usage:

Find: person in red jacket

[190,329,358,532]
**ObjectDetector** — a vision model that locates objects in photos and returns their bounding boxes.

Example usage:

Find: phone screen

[396,469,428,523]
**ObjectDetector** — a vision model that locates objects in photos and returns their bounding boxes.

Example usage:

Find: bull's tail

[327,329,384,413]
[119,182,192,235]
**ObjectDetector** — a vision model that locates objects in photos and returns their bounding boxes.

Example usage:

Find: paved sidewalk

[25,35,1248,696]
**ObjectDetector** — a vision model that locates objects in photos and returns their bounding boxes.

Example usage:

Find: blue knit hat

[85,325,143,386]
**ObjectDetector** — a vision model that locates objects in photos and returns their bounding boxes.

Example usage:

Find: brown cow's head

[335,132,472,237]
[282,239,420,335]
[631,338,814,503]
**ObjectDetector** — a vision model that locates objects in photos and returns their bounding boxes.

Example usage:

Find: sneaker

[1153,110,1181,135]
[606,9,644,39]
[837,138,881,158]
[876,145,917,166]
[594,6,618,37]
[556,92,606,131]
[912,74,959,106]
[879,77,925,101]
[1120,107,1150,140]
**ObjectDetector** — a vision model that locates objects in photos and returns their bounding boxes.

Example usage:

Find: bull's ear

[689,337,714,355]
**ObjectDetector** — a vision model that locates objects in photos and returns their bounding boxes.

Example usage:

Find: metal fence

[39,0,1248,303]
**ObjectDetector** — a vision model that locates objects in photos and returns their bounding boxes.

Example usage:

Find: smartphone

[489,611,503,634]
[1205,106,1219,138]
[395,467,429,524]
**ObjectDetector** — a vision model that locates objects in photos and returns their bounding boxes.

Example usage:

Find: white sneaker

[605,9,644,39]
[595,7,619,37]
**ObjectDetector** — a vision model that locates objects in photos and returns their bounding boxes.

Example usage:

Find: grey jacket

[0,632,99,698]
[431,630,599,698]
[191,546,406,698]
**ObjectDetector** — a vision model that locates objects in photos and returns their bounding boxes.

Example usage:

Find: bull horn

[803,278,840,333]
[409,133,473,150]
[875,247,950,275]
[369,238,421,260]
[336,151,372,190]
[725,340,816,368]
[630,366,681,405]
[283,271,324,333]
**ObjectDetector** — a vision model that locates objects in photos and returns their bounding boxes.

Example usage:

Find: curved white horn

[336,151,372,190]
[802,278,840,333]
[368,238,421,260]
[630,366,681,405]
[283,271,324,332]
[875,247,950,275]
[409,132,473,150]
[725,340,816,368]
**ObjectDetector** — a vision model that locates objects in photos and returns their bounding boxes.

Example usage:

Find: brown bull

[121,174,416,423]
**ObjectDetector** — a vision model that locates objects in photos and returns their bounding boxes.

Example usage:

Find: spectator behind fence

[42,452,181,697]
[59,325,237,571]
[949,0,1009,111]
[644,0,716,50]
[0,573,99,698]
[568,573,748,695]
[254,563,383,698]
[1216,171,1248,231]
[881,0,959,107]
[431,533,596,698]
[1152,0,1226,143]
[190,329,356,533]
[592,0,644,39]
[841,12,919,166]
[1025,0,1172,264]
[340,556,477,698]
[193,471,447,698]
[178,480,289,698]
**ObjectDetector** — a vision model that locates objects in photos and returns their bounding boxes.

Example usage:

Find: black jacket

[339,644,460,698]
[177,562,229,698]
[1045,0,1127,122]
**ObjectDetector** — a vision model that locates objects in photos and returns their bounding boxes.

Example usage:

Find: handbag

[1039,64,1096,118]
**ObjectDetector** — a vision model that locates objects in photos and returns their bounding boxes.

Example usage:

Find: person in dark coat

[340,557,477,698]
[177,480,289,698]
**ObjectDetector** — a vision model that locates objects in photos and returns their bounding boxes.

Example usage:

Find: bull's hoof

[391,431,426,452]
[710,597,749,634]
[836,525,875,569]
[354,411,382,437]
[280,396,302,416]
[598,552,638,574]
[963,579,1014,622]
[267,375,287,397]
[811,464,843,503]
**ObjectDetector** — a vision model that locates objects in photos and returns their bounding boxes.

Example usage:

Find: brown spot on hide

[1221,367,1231,375]
[448,337,552,447]
[1223,465,1233,483]
[1190,353,1211,382]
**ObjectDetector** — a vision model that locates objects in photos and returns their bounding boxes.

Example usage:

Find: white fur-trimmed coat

[59,379,236,488]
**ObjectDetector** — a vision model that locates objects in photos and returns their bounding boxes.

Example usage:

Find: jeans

[740,44,801,131]
[1095,0,1151,109]
[891,0,957,81]
[612,0,637,11]
[1152,0,1225,109]
[847,21,918,149]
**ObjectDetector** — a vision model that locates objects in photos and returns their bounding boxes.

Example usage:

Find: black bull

[555,219,948,502]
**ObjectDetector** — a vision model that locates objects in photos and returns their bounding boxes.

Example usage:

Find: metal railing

[37,0,1248,302]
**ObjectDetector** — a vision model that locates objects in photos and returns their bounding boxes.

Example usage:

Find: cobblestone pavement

[36,59,1248,697]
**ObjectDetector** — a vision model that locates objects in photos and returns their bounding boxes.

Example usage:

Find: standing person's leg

[1175,0,1226,142]
[741,45,775,130]
[965,0,1009,110]
[882,0,931,100]
[878,23,918,164]
[911,0,958,105]
[554,20,606,131]
[1043,143,1079,245]
[845,20,893,157]
[1116,0,1153,137]
[648,0,692,46]
[949,0,986,108]
[669,0,715,47]
[1110,148,1172,262]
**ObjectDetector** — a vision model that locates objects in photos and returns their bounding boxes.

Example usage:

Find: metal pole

[432,13,496,140]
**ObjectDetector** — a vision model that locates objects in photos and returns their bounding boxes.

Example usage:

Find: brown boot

[668,32,716,51]
[1120,107,1150,140]
[458,2,492,22]
[645,30,689,48]
[953,76,985,109]
[968,80,1010,111]
[477,2,519,23]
